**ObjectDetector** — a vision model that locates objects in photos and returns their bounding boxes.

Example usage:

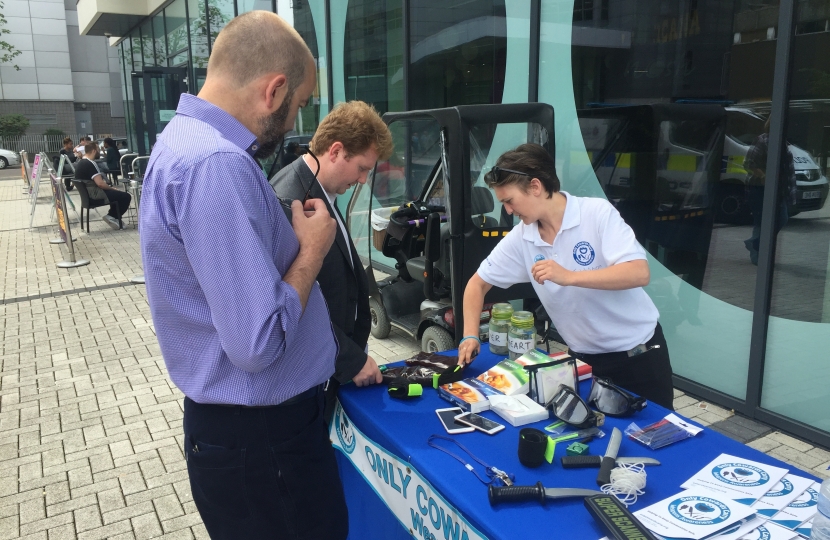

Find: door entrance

[131,67,188,155]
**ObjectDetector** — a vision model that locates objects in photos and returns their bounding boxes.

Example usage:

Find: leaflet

[736,521,798,540]
[704,516,765,540]
[680,453,789,504]
[633,489,757,540]
[769,481,820,530]
[750,474,814,518]
[794,518,811,539]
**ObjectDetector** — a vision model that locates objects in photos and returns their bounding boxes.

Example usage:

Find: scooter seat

[406,257,427,282]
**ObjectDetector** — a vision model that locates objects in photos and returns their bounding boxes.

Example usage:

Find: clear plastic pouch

[624,413,703,450]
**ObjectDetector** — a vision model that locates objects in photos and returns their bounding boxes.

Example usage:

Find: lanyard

[427,434,514,486]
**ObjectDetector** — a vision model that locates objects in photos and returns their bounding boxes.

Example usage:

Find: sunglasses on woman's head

[484,166,532,185]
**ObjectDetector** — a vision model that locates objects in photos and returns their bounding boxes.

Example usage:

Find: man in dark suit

[271,101,394,421]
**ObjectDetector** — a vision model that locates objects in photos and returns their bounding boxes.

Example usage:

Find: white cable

[600,462,647,507]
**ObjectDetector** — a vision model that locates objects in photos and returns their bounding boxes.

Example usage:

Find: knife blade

[488,482,603,506]
[597,427,622,486]
[561,455,660,468]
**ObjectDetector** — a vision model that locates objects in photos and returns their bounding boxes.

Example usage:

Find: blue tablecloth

[335,345,818,540]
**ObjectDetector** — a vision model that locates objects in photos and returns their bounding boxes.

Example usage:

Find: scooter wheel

[421,326,454,353]
[369,297,391,339]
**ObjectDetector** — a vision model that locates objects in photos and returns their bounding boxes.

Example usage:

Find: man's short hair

[104,137,115,147]
[310,101,393,161]
[84,142,98,154]
[208,11,311,94]
[63,137,73,145]
[485,143,559,197]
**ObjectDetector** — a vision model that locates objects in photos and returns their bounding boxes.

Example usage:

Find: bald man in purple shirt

[139,12,347,539]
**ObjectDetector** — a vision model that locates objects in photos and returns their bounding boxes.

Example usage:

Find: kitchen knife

[561,455,660,468]
[596,427,622,486]
[488,482,602,506]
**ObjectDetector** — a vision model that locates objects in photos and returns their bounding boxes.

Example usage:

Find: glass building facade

[116,0,830,446]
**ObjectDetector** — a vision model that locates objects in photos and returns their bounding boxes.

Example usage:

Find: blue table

[332,346,818,540]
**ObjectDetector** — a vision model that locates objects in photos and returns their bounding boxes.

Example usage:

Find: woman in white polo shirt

[458,143,674,409]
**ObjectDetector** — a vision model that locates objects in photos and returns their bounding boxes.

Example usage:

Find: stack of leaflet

[437,350,570,411]
[630,453,818,539]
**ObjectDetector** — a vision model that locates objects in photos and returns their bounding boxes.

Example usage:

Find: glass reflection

[165,0,189,63]
[208,0,234,49]
[188,0,210,92]
[762,0,830,432]
[344,0,404,114]
[409,0,506,109]
[555,0,787,399]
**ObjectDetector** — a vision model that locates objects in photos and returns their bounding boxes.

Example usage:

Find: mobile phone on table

[454,412,505,435]
[435,407,475,434]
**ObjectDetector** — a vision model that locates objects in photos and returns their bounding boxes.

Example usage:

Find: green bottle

[508,311,536,360]
[488,303,513,356]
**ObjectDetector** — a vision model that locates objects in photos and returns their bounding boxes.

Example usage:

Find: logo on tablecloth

[573,241,595,266]
[334,403,356,454]
[668,496,731,526]
[789,487,818,508]
[711,463,769,487]
[764,478,794,498]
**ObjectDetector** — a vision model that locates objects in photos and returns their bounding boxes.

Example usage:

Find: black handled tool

[488,482,602,506]
[561,455,660,468]
[597,427,622,486]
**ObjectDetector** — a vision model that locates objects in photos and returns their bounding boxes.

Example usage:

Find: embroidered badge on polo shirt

[573,241,595,266]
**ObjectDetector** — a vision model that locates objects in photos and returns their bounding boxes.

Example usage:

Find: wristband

[459,336,481,346]
[518,428,548,468]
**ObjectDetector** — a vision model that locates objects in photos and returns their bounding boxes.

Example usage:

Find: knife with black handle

[596,427,622,486]
[488,482,602,506]
[561,455,660,468]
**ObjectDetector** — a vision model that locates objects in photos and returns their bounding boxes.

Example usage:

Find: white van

[716,108,828,222]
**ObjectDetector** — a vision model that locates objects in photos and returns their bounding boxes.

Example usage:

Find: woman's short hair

[484,143,559,198]
[310,101,393,161]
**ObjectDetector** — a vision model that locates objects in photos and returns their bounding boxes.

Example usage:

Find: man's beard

[254,90,294,160]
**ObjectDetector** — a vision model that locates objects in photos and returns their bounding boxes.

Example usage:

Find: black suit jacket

[271,158,371,383]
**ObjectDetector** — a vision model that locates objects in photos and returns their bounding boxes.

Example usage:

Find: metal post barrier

[128,155,150,284]
[28,152,48,228]
[49,172,89,268]
[20,150,31,194]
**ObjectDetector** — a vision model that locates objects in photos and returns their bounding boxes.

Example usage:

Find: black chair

[72,180,121,232]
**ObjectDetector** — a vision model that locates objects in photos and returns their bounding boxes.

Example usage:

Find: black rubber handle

[561,455,602,468]
[597,457,616,486]
[488,482,546,506]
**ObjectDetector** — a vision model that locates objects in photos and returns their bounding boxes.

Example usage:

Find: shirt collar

[521,191,580,246]
[175,94,261,157]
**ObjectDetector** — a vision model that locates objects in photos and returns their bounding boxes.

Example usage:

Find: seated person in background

[59,137,77,191]
[73,142,132,230]
[103,137,121,181]
[74,136,91,159]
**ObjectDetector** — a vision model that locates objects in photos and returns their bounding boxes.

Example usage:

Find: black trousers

[104,189,131,220]
[183,389,349,540]
[570,323,675,410]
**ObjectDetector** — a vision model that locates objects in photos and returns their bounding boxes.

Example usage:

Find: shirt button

[251,145,258,151]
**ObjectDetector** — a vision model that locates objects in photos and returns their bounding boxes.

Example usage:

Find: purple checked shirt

[139,93,338,405]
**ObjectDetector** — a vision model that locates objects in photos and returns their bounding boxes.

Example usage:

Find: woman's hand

[531,259,573,286]
[457,337,480,366]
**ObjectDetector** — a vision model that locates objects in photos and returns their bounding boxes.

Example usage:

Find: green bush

[0,114,29,137]
[43,128,65,136]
